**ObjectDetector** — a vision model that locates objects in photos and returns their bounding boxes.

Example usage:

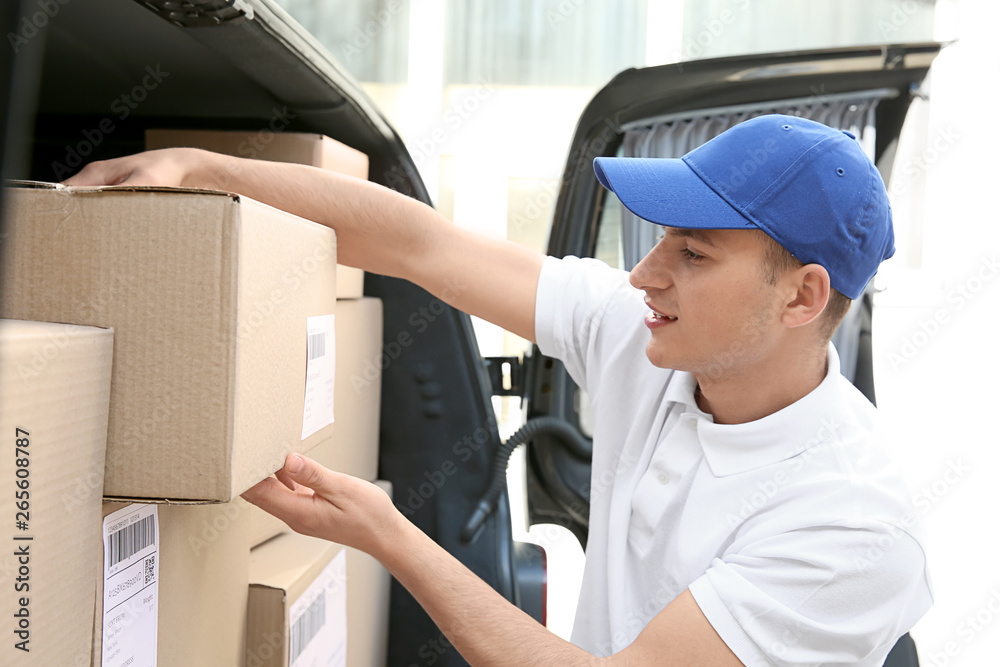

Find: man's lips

[644,300,677,321]
[644,301,677,329]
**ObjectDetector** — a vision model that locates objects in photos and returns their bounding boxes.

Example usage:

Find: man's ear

[780,263,831,329]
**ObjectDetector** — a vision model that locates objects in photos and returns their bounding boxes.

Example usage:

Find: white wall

[873,1,1000,664]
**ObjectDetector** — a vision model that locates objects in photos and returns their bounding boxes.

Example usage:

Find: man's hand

[62,147,210,188]
[243,456,741,666]
[241,454,401,556]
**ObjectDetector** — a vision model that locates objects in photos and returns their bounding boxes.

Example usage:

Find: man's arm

[64,148,543,341]
[242,455,744,667]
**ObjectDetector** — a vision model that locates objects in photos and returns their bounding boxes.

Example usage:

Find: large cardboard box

[1,183,339,501]
[94,500,251,667]
[316,297,383,481]
[247,532,391,667]
[0,319,113,666]
[145,129,368,298]
[248,298,384,547]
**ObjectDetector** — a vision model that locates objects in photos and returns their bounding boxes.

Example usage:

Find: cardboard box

[145,129,368,299]
[248,504,290,551]
[247,298,384,548]
[1,183,339,501]
[310,297,383,482]
[94,500,251,667]
[345,483,392,667]
[247,483,392,667]
[0,319,113,666]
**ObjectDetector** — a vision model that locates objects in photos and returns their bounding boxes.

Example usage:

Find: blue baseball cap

[593,114,894,299]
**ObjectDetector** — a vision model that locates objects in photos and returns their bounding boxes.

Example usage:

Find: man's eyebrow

[666,228,720,249]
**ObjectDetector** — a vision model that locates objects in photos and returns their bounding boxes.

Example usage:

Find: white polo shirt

[534,256,932,666]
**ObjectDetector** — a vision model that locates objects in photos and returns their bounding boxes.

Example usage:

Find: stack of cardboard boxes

[0,132,390,666]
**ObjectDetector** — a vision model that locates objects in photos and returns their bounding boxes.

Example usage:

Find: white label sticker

[101,504,159,667]
[288,549,347,667]
[302,314,336,439]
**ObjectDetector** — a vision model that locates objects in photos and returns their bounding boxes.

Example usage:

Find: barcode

[144,555,156,585]
[107,515,156,568]
[289,593,326,664]
[307,332,326,361]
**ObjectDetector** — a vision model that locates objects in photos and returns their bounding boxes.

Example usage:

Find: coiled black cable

[460,416,592,543]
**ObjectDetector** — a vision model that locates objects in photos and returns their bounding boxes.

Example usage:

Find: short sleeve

[534,255,635,390]
[688,521,933,666]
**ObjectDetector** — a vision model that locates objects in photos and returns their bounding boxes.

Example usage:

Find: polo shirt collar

[697,343,844,477]
[664,368,701,411]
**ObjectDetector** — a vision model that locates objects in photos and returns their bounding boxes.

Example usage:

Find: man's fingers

[63,161,123,187]
[284,454,347,499]
[274,464,299,491]
[241,476,319,533]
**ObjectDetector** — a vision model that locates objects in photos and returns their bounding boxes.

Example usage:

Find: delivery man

[67,114,931,666]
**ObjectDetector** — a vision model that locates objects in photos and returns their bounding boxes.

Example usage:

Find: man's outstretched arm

[64,148,543,341]
[243,454,744,667]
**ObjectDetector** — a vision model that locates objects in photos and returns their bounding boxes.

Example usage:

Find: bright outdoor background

[274,0,996,662]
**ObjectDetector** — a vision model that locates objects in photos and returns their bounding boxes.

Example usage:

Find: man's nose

[629,245,672,291]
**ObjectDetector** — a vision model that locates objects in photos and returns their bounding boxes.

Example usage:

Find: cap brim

[594,157,756,230]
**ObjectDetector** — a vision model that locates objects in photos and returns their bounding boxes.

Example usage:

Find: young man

[66,114,931,665]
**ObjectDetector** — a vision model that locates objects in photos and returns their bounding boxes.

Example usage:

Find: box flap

[4,178,239,198]
[249,532,343,603]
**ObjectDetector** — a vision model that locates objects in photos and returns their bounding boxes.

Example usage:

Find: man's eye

[682,248,703,261]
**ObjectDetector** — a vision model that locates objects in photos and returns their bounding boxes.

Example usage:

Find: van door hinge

[485,356,524,397]
[134,0,254,27]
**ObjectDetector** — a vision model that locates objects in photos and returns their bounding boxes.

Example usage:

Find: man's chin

[645,343,686,371]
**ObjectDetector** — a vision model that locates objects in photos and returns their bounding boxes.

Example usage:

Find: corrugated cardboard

[145,129,368,298]
[94,500,251,667]
[348,481,392,667]
[0,183,338,501]
[248,504,290,551]
[315,297,383,481]
[247,482,392,667]
[247,298,384,548]
[0,319,113,666]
